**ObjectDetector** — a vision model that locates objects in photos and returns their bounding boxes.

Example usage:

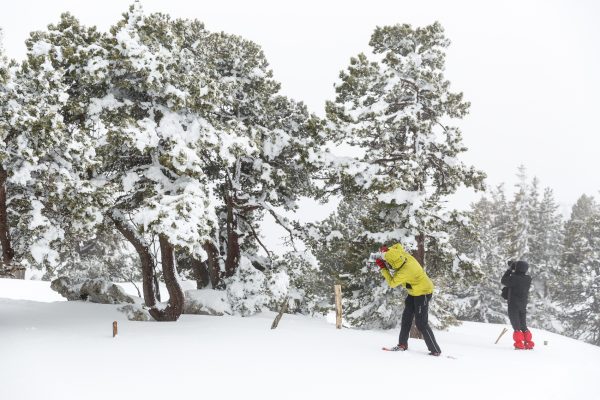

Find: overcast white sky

[1,0,599,214]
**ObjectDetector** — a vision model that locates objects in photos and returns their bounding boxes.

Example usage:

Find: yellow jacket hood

[381,243,434,296]
[384,243,409,270]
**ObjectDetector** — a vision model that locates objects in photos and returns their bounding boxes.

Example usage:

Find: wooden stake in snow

[113,321,118,338]
[334,284,343,329]
[271,296,289,330]
[494,327,508,344]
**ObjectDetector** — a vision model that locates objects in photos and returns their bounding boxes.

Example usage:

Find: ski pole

[494,327,508,344]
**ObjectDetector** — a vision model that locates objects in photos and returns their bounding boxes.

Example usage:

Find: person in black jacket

[501,260,535,349]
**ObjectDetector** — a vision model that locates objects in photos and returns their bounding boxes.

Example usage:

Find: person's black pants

[398,294,441,353]
[508,303,528,331]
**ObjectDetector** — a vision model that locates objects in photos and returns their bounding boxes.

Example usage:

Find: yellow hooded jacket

[380,243,434,296]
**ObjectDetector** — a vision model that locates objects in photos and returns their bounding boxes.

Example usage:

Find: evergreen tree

[457,177,564,332]
[87,5,222,320]
[0,28,17,276]
[196,30,323,284]
[508,166,532,260]
[0,17,105,278]
[319,22,485,328]
[87,3,324,318]
[558,195,600,345]
[451,193,507,323]
[527,187,563,331]
[303,198,401,328]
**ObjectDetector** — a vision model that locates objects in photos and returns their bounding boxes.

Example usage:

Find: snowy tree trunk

[203,241,221,288]
[0,166,17,277]
[156,235,185,321]
[224,192,240,277]
[111,216,160,315]
[152,269,162,302]
[190,256,210,289]
[415,233,426,268]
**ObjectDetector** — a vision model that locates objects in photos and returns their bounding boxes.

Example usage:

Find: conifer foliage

[558,195,600,345]
[0,3,325,320]
[312,22,486,329]
[457,170,566,333]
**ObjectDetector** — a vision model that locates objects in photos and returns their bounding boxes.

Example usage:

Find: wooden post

[494,327,508,344]
[271,296,289,330]
[113,321,118,338]
[334,284,342,329]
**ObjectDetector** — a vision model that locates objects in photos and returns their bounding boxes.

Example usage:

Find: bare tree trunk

[152,269,162,302]
[157,234,185,321]
[415,232,426,267]
[112,216,185,321]
[111,215,159,316]
[224,193,240,277]
[203,240,221,288]
[191,257,210,289]
[0,166,16,277]
[409,232,426,339]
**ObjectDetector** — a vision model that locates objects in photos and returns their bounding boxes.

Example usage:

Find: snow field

[1,278,599,400]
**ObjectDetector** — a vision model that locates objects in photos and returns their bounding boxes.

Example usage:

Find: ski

[381,345,407,351]
[382,347,457,359]
[382,346,404,351]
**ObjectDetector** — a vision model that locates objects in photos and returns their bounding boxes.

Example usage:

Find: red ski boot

[513,330,525,350]
[523,330,535,350]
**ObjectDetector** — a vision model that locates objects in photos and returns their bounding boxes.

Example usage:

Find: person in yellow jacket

[375,243,442,355]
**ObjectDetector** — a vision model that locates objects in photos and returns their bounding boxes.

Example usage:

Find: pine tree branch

[236,212,273,261]
[261,202,298,251]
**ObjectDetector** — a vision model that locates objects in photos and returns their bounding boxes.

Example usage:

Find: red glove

[375,258,386,269]
[379,245,389,253]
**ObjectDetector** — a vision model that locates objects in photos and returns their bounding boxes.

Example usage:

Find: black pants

[399,294,441,353]
[508,303,528,331]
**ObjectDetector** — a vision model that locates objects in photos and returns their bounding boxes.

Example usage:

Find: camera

[507,260,516,271]
[367,252,384,267]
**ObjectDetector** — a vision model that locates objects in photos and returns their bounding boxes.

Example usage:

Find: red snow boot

[523,330,535,350]
[513,330,525,350]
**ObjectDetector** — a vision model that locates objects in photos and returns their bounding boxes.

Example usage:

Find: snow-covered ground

[1,278,599,400]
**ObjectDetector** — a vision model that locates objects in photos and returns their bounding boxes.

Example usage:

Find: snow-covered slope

[1,278,599,400]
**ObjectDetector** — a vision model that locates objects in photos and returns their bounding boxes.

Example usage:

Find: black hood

[515,261,529,274]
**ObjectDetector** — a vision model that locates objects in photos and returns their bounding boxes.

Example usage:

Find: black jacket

[501,268,531,310]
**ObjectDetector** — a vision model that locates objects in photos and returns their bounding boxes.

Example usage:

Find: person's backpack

[501,286,509,300]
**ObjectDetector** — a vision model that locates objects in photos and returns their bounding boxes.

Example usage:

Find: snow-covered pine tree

[527,187,563,331]
[321,22,485,328]
[135,20,326,314]
[0,16,106,278]
[448,194,507,324]
[85,5,221,321]
[0,28,16,277]
[196,30,323,288]
[3,2,322,319]
[508,166,532,260]
[303,198,404,328]
[503,168,563,330]
[267,250,324,315]
[558,195,600,345]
